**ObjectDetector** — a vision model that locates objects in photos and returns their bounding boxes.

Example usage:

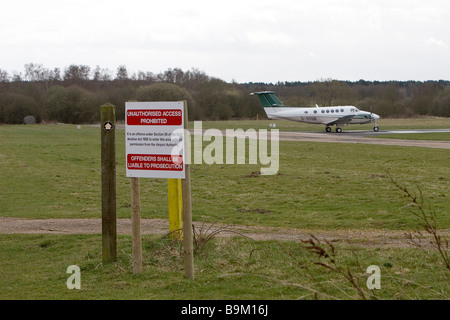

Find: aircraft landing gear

[325,126,343,133]
[373,126,379,132]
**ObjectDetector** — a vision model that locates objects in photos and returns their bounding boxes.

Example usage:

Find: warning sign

[126,109,182,126]
[125,101,185,179]
[127,154,183,171]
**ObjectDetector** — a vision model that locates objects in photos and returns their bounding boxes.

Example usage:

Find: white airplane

[251,91,380,133]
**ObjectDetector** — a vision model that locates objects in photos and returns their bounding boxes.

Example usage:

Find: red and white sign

[126,109,182,126]
[127,154,183,171]
[125,101,185,179]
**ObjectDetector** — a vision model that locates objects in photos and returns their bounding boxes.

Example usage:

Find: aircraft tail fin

[250,91,285,119]
[250,91,284,107]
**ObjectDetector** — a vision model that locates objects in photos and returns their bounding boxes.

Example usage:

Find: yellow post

[168,178,183,240]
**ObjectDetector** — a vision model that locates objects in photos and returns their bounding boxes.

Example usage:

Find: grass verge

[0,233,448,300]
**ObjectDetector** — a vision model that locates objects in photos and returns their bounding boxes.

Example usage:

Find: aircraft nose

[373,113,380,120]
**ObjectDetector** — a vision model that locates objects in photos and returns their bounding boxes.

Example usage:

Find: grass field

[0,119,449,300]
[1,122,448,229]
[1,234,448,300]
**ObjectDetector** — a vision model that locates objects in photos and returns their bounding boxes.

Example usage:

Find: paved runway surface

[364,129,450,135]
[276,129,450,149]
[197,128,450,149]
[116,124,449,149]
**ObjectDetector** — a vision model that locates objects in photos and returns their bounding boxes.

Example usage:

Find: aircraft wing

[323,115,355,126]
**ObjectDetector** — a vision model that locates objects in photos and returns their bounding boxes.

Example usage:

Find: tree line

[0,63,449,124]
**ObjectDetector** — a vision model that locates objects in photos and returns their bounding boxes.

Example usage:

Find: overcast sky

[1,0,449,83]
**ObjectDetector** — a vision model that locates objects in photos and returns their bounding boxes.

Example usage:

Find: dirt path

[1,217,448,249]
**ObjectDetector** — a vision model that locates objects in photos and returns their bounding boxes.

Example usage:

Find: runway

[342,128,450,136]
[115,124,449,150]
[277,129,450,149]
[196,128,450,150]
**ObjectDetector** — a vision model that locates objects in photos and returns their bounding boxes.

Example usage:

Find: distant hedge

[1,65,449,124]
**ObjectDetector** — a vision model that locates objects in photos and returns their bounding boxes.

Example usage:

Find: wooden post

[127,99,143,274]
[168,178,183,240]
[101,103,117,263]
[181,101,194,280]
[131,177,142,274]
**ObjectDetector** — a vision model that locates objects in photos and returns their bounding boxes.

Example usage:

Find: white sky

[1,0,449,83]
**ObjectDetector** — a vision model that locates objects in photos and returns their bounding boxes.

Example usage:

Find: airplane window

[304,111,308,114]
[321,110,325,113]
[335,109,339,113]
[355,108,359,112]
[331,109,334,113]
[326,110,329,113]
[314,110,317,114]
[341,108,344,112]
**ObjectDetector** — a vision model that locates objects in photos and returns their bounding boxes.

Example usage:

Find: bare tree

[63,64,91,82]
[0,68,9,82]
[92,65,112,81]
[115,65,128,81]
[24,63,49,81]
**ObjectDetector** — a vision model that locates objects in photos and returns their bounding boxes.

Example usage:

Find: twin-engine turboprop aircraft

[251,91,380,133]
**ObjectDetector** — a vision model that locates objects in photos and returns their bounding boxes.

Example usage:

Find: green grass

[0,121,449,300]
[0,234,448,299]
[0,123,448,230]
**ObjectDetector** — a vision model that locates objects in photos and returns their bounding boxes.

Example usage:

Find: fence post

[101,103,117,263]
[181,101,194,279]
[131,177,142,274]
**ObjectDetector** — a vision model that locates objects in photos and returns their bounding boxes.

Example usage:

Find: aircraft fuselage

[265,106,377,125]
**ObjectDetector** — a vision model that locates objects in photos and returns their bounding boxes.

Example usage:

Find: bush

[0,92,39,124]
[44,85,97,123]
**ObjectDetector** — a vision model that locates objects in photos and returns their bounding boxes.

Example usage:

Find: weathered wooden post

[181,102,194,280]
[128,100,143,274]
[101,103,117,263]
